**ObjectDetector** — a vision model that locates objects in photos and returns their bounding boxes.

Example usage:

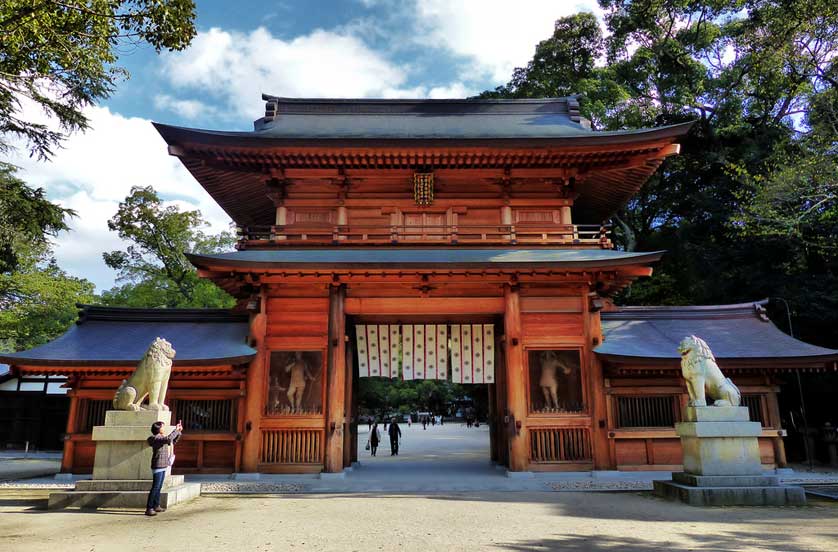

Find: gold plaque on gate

[413,172,434,206]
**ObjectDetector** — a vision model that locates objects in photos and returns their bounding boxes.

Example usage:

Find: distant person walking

[145,419,182,517]
[388,417,402,456]
[369,422,381,456]
[422,416,427,430]
[368,417,372,431]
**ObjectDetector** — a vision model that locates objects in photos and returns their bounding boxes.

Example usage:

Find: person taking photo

[145,419,182,516]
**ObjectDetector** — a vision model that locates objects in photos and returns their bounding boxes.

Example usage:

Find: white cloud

[160,27,413,118]
[8,105,232,291]
[414,0,603,83]
[153,94,214,120]
[428,82,475,99]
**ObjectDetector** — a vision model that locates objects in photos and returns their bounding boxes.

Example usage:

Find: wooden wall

[63,371,245,474]
[246,285,331,474]
[602,373,786,470]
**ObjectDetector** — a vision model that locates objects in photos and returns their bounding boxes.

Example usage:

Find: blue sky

[9,0,601,291]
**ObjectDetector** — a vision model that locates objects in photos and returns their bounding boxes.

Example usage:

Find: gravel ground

[201,482,307,494]
[1,489,837,551]
[545,480,653,491]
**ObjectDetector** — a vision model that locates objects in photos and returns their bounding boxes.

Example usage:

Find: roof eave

[153,121,695,150]
[0,354,256,368]
[186,250,666,271]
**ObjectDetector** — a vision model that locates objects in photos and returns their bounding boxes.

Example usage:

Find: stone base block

[48,482,200,510]
[91,409,177,481]
[319,471,346,480]
[672,472,779,487]
[231,472,261,481]
[74,475,184,492]
[653,480,806,506]
[683,406,750,422]
[505,470,535,479]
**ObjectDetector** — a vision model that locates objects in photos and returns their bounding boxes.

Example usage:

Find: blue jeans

[146,469,166,510]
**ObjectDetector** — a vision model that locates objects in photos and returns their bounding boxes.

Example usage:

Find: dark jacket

[370,425,380,445]
[388,422,401,440]
[147,429,181,470]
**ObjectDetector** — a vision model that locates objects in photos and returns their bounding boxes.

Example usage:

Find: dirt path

[2,489,836,551]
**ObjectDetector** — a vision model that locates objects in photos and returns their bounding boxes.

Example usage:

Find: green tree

[0,165,95,351]
[482,2,838,347]
[102,186,235,308]
[0,162,74,274]
[0,251,96,352]
[1,0,196,159]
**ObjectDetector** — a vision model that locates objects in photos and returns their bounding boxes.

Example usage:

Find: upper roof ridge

[603,299,770,321]
[75,304,249,324]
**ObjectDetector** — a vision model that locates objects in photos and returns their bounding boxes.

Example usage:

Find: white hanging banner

[388,325,401,379]
[450,324,495,384]
[356,325,398,378]
[402,324,414,380]
[401,324,448,380]
[437,325,448,380]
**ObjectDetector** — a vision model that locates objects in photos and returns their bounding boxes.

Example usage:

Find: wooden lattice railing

[529,427,592,463]
[171,399,237,433]
[237,223,611,248]
[615,395,680,428]
[260,429,323,464]
[78,399,110,433]
[741,394,767,426]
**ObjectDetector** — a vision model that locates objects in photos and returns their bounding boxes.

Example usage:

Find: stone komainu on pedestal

[677,335,741,407]
[48,337,200,510]
[113,337,175,411]
[654,335,806,506]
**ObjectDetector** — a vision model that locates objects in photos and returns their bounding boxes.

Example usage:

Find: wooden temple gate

[5,97,831,475]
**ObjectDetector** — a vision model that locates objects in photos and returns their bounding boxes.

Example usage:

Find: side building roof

[0,305,256,368]
[596,300,838,365]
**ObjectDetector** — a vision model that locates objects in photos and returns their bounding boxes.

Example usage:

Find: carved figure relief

[113,337,175,411]
[678,335,741,407]
[528,350,583,413]
[267,351,323,415]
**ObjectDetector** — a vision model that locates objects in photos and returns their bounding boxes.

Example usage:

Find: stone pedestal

[49,410,201,510]
[654,406,805,506]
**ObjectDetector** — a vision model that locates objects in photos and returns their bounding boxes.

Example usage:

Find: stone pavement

[3,425,837,493]
[0,451,61,482]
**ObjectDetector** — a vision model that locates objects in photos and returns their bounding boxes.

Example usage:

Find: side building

[2,96,835,474]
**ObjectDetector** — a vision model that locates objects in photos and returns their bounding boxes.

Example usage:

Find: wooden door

[403,212,446,241]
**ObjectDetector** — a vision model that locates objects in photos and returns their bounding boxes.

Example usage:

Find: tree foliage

[0,0,196,159]
[483,1,838,347]
[0,165,95,351]
[356,378,465,418]
[0,162,74,274]
[102,186,235,308]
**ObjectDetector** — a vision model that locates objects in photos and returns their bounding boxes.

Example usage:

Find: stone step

[74,476,185,492]
[653,480,806,506]
[672,473,779,487]
[48,482,201,510]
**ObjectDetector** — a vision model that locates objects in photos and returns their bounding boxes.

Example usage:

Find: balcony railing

[236,223,611,248]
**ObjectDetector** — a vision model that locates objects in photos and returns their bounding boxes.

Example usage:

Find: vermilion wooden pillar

[241,289,268,472]
[587,302,611,469]
[343,336,354,468]
[504,284,529,472]
[325,284,346,473]
[61,389,79,473]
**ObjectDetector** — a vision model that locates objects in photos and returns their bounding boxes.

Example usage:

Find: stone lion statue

[113,337,176,411]
[678,335,741,407]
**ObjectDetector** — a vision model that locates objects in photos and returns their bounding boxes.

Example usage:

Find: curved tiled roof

[596,300,837,361]
[0,305,256,367]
